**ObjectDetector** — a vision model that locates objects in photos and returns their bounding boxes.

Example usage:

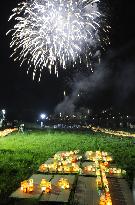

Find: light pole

[40,113,46,128]
[2,109,6,118]
[0,109,6,128]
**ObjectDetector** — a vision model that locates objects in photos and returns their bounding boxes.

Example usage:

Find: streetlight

[0,109,6,128]
[40,114,46,120]
[40,113,46,128]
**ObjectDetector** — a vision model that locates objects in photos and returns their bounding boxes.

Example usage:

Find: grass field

[0,129,135,203]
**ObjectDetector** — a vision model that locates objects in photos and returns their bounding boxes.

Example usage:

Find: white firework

[7,0,110,81]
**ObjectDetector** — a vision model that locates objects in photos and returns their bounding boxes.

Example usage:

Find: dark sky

[0,0,135,120]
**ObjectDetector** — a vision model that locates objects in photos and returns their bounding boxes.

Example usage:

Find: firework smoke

[55,63,109,114]
[7,0,110,80]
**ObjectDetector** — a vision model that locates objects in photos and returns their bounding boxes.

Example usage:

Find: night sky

[0,0,135,121]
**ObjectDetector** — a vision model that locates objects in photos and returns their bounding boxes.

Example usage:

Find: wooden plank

[106,173,124,178]
[74,176,99,205]
[40,174,75,203]
[108,177,134,205]
[10,174,52,199]
[44,158,54,164]
[118,178,134,205]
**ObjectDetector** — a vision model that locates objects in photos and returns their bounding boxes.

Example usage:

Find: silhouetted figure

[18,124,24,133]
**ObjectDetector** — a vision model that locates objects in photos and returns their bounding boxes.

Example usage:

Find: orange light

[40,179,51,193]
[0,128,17,137]
[57,178,70,189]
[21,179,34,193]
[39,164,48,172]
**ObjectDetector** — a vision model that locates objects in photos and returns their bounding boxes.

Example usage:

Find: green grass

[0,130,135,202]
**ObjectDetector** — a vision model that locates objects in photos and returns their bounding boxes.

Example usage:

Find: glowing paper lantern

[21,179,34,193]
[57,178,70,189]
[40,179,52,193]
[39,164,48,172]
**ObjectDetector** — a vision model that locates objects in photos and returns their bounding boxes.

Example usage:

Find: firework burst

[7,0,110,81]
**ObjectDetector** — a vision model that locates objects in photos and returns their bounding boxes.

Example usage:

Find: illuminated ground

[0,130,134,203]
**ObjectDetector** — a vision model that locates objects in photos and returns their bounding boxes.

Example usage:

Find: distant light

[127,116,129,118]
[40,113,46,119]
[2,109,6,115]
[113,117,115,119]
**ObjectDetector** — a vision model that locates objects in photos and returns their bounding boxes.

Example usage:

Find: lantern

[72,163,80,172]
[104,161,109,167]
[106,156,112,162]
[63,165,71,173]
[122,170,126,175]
[28,179,34,192]
[48,163,57,172]
[57,165,63,172]
[57,178,70,189]
[99,193,106,205]
[71,155,77,163]
[21,179,34,193]
[39,164,48,172]
[21,180,28,193]
[106,197,112,205]
[96,169,100,176]
[40,179,52,193]
[84,165,92,172]
[116,168,121,174]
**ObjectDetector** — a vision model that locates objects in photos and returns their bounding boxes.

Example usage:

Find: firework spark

[7,0,110,81]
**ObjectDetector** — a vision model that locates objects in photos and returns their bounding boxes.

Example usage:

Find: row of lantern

[39,162,81,173]
[85,151,113,162]
[0,128,17,137]
[21,177,70,193]
[21,150,126,204]
[84,164,126,175]
[94,153,112,205]
[39,150,82,174]
[84,151,126,175]
[91,126,135,138]
[54,150,82,163]
[22,151,79,194]
[39,150,126,176]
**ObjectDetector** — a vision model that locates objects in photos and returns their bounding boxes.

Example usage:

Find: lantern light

[40,179,52,193]
[21,179,34,193]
